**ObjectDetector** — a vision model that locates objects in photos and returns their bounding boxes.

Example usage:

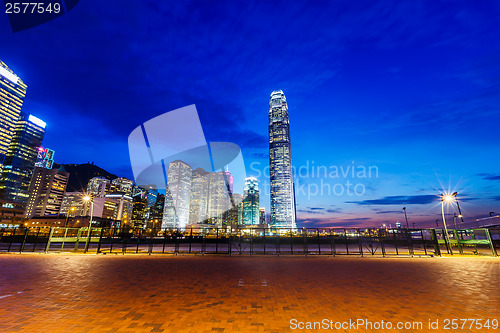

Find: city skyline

[0,1,498,228]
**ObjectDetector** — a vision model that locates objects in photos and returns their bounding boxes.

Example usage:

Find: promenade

[0,255,498,332]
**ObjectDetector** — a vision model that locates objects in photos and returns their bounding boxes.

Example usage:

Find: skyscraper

[207,171,231,225]
[268,90,296,229]
[25,166,69,218]
[0,113,45,205]
[0,60,27,171]
[189,168,209,224]
[242,177,259,225]
[162,160,192,229]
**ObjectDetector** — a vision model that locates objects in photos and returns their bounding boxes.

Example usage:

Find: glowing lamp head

[83,196,91,202]
[444,195,453,202]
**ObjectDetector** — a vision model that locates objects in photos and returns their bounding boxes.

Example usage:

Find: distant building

[91,193,133,225]
[269,90,296,228]
[24,166,69,218]
[224,193,242,226]
[259,207,266,224]
[131,194,147,228]
[111,177,133,195]
[59,192,85,217]
[86,177,110,197]
[242,177,259,225]
[207,171,232,225]
[162,160,192,229]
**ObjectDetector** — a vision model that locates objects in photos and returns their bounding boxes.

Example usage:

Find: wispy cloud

[347,195,438,206]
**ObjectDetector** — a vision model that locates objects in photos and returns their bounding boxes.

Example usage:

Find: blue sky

[1,0,499,228]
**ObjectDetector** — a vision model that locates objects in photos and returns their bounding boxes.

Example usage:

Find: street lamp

[65,207,75,227]
[83,195,94,253]
[452,192,464,223]
[440,193,454,255]
[402,207,409,229]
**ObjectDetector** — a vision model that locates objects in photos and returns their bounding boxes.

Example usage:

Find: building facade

[0,113,45,206]
[162,160,192,229]
[268,90,296,229]
[25,166,69,218]
[0,60,27,171]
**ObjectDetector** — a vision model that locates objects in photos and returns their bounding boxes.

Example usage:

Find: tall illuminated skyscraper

[0,60,27,171]
[162,160,192,229]
[268,90,296,229]
[189,168,209,224]
[0,113,45,205]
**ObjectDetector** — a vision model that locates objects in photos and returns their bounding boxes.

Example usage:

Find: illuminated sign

[0,66,18,84]
[28,115,46,128]
[35,147,55,169]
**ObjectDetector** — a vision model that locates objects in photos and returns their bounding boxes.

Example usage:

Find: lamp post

[440,193,454,255]
[402,207,409,229]
[83,196,94,253]
[65,207,75,227]
[452,192,464,223]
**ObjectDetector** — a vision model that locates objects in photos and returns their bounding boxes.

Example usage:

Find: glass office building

[268,90,296,229]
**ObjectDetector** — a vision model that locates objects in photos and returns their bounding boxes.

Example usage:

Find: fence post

[97,228,104,254]
[358,229,363,257]
[74,228,82,252]
[420,230,427,256]
[429,229,441,256]
[263,229,266,255]
[485,228,497,257]
[8,228,17,252]
[136,229,141,253]
[148,229,153,255]
[317,229,321,255]
[45,227,55,253]
[188,228,193,254]
[216,228,219,254]
[303,229,308,256]
[32,227,41,252]
[20,228,29,253]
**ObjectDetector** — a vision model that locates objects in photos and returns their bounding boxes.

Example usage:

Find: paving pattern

[0,254,498,332]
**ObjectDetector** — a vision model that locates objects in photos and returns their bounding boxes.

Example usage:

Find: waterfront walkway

[0,255,498,332]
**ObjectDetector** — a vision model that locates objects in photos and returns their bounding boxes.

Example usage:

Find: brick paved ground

[0,255,498,332]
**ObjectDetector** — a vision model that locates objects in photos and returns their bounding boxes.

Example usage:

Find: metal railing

[0,227,498,257]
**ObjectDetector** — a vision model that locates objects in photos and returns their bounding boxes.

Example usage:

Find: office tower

[207,171,231,225]
[103,193,133,223]
[59,192,85,217]
[0,113,45,206]
[86,177,110,197]
[25,166,69,218]
[161,160,192,229]
[148,193,164,231]
[0,60,27,170]
[268,90,296,229]
[111,177,133,195]
[242,177,259,225]
[189,168,209,224]
[131,194,148,228]
[259,207,266,224]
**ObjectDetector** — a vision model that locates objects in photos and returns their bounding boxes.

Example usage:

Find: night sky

[1,0,499,228]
